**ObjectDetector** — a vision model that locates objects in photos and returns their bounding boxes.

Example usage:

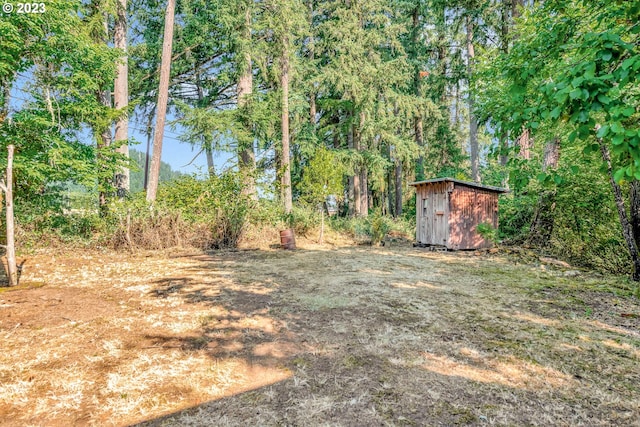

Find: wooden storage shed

[409,178,508,250]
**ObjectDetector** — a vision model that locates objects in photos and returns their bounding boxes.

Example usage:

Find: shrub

[477,222,499,244]
[369,214,391,245]
[290,205,321,236]
[107,172,250,251]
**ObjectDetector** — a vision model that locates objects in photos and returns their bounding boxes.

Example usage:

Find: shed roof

[409,177,508,193]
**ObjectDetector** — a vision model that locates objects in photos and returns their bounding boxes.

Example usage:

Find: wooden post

[5,144,17,286]
[319,203,324,244]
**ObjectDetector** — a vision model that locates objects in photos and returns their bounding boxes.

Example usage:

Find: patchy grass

[0,244,638,426]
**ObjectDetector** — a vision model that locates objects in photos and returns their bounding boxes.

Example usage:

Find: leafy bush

[498,193,537,243]
[157,172,250,249]
[329,213,410,244]
[369,214,391,245]
[105,172,251,251]
[289,205,321,236]
[477,222,499,244]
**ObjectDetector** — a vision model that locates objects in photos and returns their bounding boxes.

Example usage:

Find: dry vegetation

[1,240,639,426]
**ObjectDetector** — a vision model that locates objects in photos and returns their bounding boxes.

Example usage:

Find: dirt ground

[1,241,639,426]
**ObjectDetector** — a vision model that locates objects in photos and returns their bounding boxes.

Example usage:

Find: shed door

[421,191,448,246]
[433,191,448,245]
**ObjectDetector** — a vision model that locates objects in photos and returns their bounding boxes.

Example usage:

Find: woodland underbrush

[10,170,635,279]
[14,174,413,253]
[497,185,632,276]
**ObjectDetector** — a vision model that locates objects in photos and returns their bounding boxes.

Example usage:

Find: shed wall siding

[448,185,499,249]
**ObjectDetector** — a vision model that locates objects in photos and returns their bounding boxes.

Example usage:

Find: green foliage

[329,213,410,244]
[298,147,344,205]
[155,173,250,249]
[478,0,640,182]
[497,194,537,243]
[476,222,499,245]
[369,213,391,245]
[403,193,416,225]
[290,205,321,237]
[474,0,640,276]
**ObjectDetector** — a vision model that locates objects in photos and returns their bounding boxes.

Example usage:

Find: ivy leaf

[569,88,582,99]
[621,106,635,117]
[550,106,563,119]
[611,122,624,134]
[613,168,626,182]
[578,111,589,123]
[584,62,596,79]
[554,90,569,104]
[596,125,609,138]
[621,57,636,70]
[612,134,625,145]
[569,130,578,143]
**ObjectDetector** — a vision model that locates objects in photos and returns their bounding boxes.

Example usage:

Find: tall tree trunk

[0,81,11,121]
[600,141,640,281]
[281,38,293,215]
[512,0,524,20]
[205,148,215,177]
[114,0,129,197]
[387,144,395,217]
[415,115,425,180]
[497,2,512,170]
[454,81,461,124]
[352,112,365,217]
[348,119,358,216]
[308,0,317,127]
[309,92,317,126]
[146,0,175,202]
[353,170,361,217]
[95,10,112,211]
[360,168,368,217]
[436,4,447,105]
[466,15,480,182]
[394,159,402,218]
[3,145,17,286]
[238,5,256,198]
[143,111,154,190]
[517,127,532,160]
[499,131,509,167]
[359,111,368,217]
[529,138,560,246]
[501,0,510,54]
[97,89,112,210]
[412,6,425,181]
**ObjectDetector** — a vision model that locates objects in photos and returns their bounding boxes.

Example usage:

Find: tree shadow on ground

[128,247,640,426]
